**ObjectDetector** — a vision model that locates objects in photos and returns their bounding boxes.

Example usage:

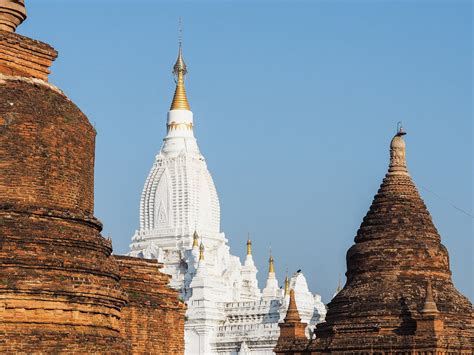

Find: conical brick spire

[299,128,474,354]
[276,288,307,346]
[415,279,445,337]
[350,128,447,271]
[284,289,302,323]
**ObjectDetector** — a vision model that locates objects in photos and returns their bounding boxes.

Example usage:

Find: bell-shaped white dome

[130,108,221,252]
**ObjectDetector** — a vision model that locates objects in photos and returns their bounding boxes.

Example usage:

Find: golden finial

[268,251,275,274]
[170,19,191,111]
[246,233,252,256]
[199,242,205,261]
[192,229,199,248]
[284,271,289,296]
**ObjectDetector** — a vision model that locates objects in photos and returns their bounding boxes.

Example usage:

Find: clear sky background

[21,1,472,303]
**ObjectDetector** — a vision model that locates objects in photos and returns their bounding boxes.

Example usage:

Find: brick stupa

[0,1,185,353]
[275,128,473,353]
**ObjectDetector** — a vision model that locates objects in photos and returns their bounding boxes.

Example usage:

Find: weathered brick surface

[0,30,186,353]
[116,256,186,355]
[0,76,129,353]
[0,79,95,215]
[275,140,473,354]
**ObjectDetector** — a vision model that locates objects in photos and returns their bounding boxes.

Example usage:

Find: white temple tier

[128,44,326,355]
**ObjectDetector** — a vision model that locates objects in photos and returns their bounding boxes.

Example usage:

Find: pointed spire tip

[284,289,302,323]
[170,29,191,111]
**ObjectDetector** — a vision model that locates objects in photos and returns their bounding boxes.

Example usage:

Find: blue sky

[21,1,472,303]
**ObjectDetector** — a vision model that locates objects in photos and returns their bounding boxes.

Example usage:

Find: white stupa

[129,44,326,355]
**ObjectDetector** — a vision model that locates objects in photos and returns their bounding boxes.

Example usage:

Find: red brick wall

[0,31,186,354]
[0,78,129,353]
[116,256,186,355]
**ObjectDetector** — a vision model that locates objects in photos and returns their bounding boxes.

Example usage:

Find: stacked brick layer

[116,256,186,355]
[0,78,129,353]
[0,30,57,80]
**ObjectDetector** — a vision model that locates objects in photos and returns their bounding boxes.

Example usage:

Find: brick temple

[0,1,185,353]
[275,128,473,354]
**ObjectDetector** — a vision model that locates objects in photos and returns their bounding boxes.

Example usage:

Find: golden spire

[246,234,252,256]
[284,272,289,296]
[269,253,275,274]
[170,43,191,111]
[192,230,199,248]
[199,242,205,261]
